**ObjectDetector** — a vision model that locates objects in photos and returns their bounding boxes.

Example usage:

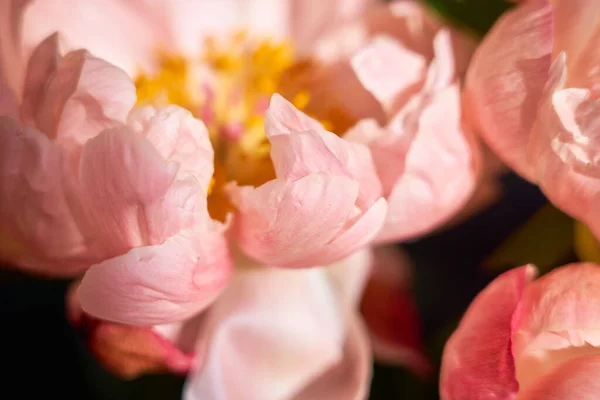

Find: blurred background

[0,0,579,399]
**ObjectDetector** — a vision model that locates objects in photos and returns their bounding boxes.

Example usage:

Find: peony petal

[183,267,345,400]
[23,0,162,75]
[20,33,60,125]
[0,0,29,96]
[127,106,214,190]
[78,228,232,326]
[0,116,91,275]
[360,246,431,377]
[326,248,373,312]
[350,35,426,113]
[440,265,537,400]
[229,174,360,267]
[516,355,600,400]
[512,263,600,392]
[377,85,478,242]
[464,0,553,181]
[292,315,372,400]
[35,50,136,157]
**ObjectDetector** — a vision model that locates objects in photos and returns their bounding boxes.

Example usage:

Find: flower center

[134,32,354,220]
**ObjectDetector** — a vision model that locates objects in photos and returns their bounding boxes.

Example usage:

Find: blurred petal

[78,228,232,326]
[326,248,373,312]
[464,0,553,181]
[512,263,600,392]
[440,265,537,400]
[360,246,430,377]
[183,267,345,400]
[35,50,136,157]
[292,315,372,400]
[23,0,161,74]
[0,0,29,96]
[516,355,600,400]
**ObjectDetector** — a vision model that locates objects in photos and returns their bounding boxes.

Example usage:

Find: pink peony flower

[466,0,600,239]
[440,263,600,400]
[2,0,478,398]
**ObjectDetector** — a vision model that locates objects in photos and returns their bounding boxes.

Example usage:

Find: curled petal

[230,174,384,268]
[292,315,372,400]
[35,50,136,155]
[183,267,345,400]
[440,265,537,400]
[78,228,232,326]
[464,0,553,181]
[512,263,600,392]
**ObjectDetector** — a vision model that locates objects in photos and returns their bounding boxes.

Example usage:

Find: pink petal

[78,228,232,326]
[377,85,478,242]
[35,50,136,157]
[528,55,600,239]
[350,35,426,113]
[67,281,195,379]
[360,246,431,377]
[183,267,345,400]
[229,174,360,267]
[127,106,214,190]
[267,94,383,209]
[0,117,91,275]
[290,0,376,56]
[20,33,60,125]
[292,315,372,400]
[23,0,162,75]
[0,0,29,96]
[516,355,600,400]
[512,263,600,392]
[440,265,537,400]
[464,0,553,181]
[326,248,373,312]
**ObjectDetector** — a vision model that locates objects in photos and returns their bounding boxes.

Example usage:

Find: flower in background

[440,263,600,400]
[1,0,480,398]
[465,0,600,240]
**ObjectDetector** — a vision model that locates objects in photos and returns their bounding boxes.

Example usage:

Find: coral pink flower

[440,263,600,400]
[466,0,600,239]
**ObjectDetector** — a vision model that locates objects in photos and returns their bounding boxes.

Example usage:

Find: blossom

[465,0,600,239]
[440,263,600,400]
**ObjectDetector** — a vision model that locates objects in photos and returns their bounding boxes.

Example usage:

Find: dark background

[1,1,565,399]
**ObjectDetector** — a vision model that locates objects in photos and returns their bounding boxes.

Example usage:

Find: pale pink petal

[183,267,345,400]
[350,35,426,113]
[377,85,478,242]
[127,106,214,190]
[464,0,553,181]
[0,117,91,275]
[229,175,360,267]
[0,78,18,120]
[35,50,136,158]
[79,127,181,256]
[78,228,232,326]
[326,248,373,312]
[292,315,372,400]
[516,355,600,400]
[20,33,60,125]
[0,0,29,96]
[512,263,600,392]
[290,0,376,56]
[23,0,161,75]
[267,94,383,209]
[360,246,431,377]
[528,55,600,239]
[440,265,537,400]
